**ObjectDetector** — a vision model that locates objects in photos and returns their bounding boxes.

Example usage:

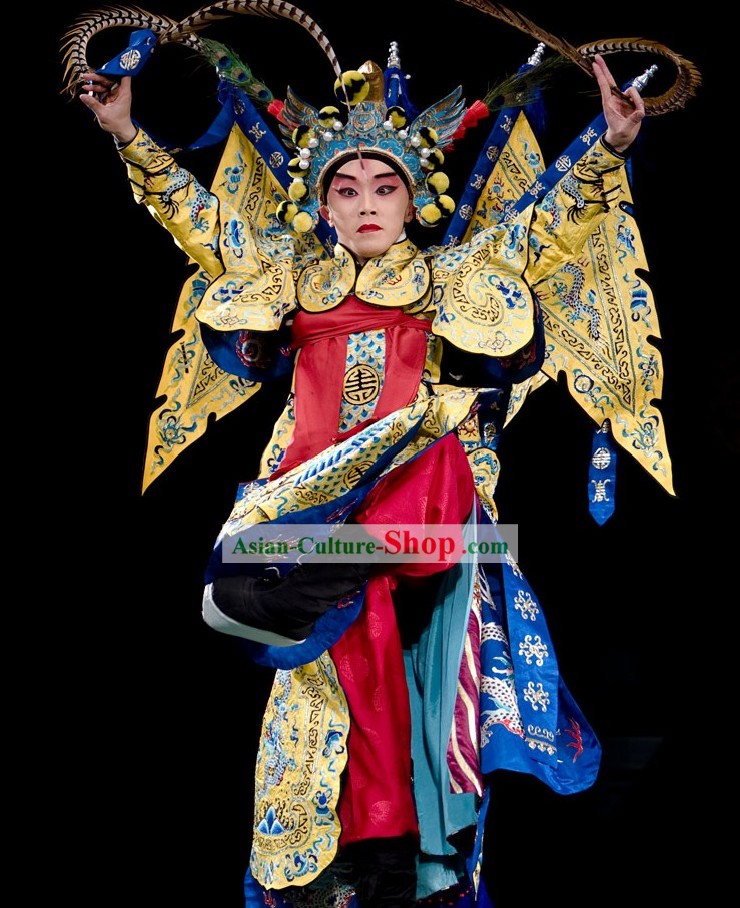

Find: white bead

[299,147,311,159]
[299,160,310,170]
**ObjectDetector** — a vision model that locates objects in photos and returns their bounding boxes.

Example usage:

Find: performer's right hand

[79,73,137,146]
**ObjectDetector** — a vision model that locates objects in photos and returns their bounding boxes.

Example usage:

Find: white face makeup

[320,156,414,262]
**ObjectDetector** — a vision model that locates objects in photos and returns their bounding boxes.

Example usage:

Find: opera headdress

[274,45,465,233]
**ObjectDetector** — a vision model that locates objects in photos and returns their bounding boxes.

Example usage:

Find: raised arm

[78,71,223,278]
[524,55,645,286]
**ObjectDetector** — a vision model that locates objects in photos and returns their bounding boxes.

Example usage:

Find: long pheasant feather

[61,1,345,100]
[451,0,701,114]
[576,37,702,115]
[159,1,344,82]
[452,1,592,75]
[60,5,187,96]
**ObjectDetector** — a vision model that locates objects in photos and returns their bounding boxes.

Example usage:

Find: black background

[40,2,730,905]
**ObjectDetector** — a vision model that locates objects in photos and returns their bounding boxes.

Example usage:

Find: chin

[351,235,388,259]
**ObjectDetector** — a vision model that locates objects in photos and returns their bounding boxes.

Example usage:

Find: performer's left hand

[593,54,645,153]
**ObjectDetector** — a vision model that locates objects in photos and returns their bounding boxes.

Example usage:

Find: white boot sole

[201,583,306,647]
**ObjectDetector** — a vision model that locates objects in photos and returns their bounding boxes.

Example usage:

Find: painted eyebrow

[332,170,403,182]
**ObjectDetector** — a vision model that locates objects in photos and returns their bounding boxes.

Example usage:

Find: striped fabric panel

[447,572,483,795]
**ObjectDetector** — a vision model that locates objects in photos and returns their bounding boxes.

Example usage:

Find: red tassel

[267,99,286,124]
[450,99,490,144]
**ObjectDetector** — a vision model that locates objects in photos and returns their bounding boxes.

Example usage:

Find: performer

[66,2,698,904]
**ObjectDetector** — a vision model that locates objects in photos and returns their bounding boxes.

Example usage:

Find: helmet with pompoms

[274,42,466,234]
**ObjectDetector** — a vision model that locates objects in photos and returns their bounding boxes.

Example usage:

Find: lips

[358,224,381,233]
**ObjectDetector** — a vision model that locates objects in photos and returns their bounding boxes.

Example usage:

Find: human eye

[336,185,357,197]
[377,184,398,196]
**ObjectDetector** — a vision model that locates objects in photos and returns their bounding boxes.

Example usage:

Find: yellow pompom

[276,200,298,224]
[387,105,407,129]
[427,171,450,194]
[417,126,439,148]
[419,195,455,226]
[436,194,456,216]
[292,210,315,234]
[287,157,306,179]
[288,180,309,203]
[318,105,341,127]
[419,202,443,225]
[334,70,369,106]
[422,148,445,171]
[291,124,316,148]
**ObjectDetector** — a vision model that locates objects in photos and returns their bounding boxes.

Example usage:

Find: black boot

[203,559,372,646]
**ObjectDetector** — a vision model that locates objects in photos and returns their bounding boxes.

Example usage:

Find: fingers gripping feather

[60,5,185,97]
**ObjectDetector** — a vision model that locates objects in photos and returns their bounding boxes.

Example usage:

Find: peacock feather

[197,37,274,106]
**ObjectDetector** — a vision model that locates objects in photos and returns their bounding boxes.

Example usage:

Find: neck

[348,229,409,267]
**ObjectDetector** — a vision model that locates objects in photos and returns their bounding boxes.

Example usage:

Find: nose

[358,187,376,216]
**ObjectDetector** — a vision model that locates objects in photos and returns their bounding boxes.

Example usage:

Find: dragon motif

[552,262,601,339]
